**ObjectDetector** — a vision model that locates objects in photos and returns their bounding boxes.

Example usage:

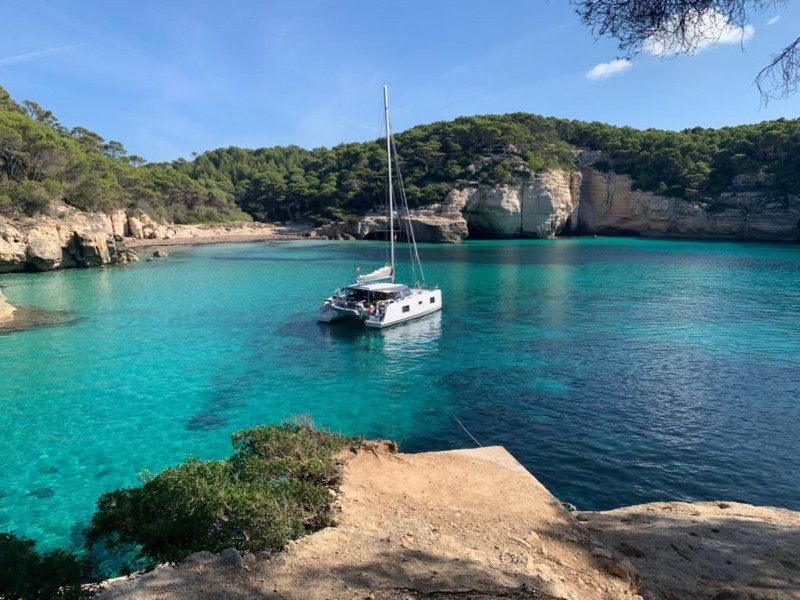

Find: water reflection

[377,311,442,356]
[316,311,442,356]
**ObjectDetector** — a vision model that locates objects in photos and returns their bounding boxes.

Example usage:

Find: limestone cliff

[307,200,469,243]
[578,168,800,241]
[308,170,582,242]
[452,171,582,239]
[0,205,140,273]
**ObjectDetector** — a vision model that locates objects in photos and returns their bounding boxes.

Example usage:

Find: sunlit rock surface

[578,169,800,241]
[0,205,136,272]
[0,290,15,322]
[454,170,582,238]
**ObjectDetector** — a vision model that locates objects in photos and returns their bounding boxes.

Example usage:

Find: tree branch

[572,0,798,100]
[756,36,800,105]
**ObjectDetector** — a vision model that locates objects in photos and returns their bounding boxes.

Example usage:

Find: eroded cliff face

[453,171,582,238]
[307,195,470,243]
[578,169,800,241]
[307,170,582,242]
[0,205,143,273]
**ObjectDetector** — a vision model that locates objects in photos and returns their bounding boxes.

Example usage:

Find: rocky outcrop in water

[306,203,469,243]
[0,205,139,273]
[578,168,800,241]
[0,289,15,322]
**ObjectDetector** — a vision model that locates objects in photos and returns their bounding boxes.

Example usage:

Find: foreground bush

[0,533,96,600]
[231,423,356,485]
[85,424,355,567]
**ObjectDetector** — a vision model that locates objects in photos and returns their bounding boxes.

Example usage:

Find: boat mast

[383,84,395,283]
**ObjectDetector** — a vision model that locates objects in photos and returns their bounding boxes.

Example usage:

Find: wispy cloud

[766,15,781,26]
[644,9,754,56]
[586,59,633,80]
[0,44,84,66]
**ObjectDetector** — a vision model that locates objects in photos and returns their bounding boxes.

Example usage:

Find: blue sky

[2,1,798,162]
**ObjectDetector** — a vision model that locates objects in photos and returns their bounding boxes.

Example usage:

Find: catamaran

[317,85,442,329]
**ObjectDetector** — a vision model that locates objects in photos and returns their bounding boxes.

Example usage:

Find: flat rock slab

[97,445,638,600]
[579,501,800,600]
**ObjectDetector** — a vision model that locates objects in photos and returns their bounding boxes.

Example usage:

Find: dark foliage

[0,533,97,600]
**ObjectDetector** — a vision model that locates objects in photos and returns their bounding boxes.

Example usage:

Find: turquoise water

[1,238,800,555]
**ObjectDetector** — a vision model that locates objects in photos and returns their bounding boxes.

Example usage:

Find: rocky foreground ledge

[95,445,799,600]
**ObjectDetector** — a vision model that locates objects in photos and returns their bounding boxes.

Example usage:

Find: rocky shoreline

[94,445,800,600]
[0,205,313,275]
[2,164,798,277]
[306,164,800,243]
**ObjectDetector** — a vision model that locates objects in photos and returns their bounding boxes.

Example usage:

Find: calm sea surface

[1,238,799,553]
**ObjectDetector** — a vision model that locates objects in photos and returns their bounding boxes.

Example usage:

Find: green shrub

[8,180,60,216]
[85,424,355,567]
[0,533,96,600]
[231,423,353,485]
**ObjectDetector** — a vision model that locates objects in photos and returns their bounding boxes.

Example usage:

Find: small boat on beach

[317,86,442,329]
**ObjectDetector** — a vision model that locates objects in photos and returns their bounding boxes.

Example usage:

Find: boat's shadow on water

[278,313,367,343]
[0,306,80,336]
[279,311,443,346]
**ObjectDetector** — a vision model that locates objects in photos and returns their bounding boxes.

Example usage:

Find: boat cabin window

[402,305,410,313]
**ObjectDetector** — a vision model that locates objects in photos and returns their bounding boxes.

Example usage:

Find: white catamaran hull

[365,288,442,329]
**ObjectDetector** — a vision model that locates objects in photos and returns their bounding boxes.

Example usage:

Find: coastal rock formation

[310,167,800,243]
[578,169,800,241]
[309,166,800,242]
[579,501,800,600]
[0,205,137,272]
[454,170,582,238]
[405,198,471,242]
[307,207,469,243]
[307,170,581,242]
[127,214,177,240]
[0,290,15,322]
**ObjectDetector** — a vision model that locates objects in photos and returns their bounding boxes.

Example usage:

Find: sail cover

[357,265,393,283]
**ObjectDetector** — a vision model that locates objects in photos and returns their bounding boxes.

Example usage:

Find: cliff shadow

[578,505,800,600]
[95,547,564,599]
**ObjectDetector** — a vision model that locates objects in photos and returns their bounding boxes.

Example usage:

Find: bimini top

[345,282,409,293]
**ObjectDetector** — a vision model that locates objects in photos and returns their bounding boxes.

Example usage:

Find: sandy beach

[123,222,313,249]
